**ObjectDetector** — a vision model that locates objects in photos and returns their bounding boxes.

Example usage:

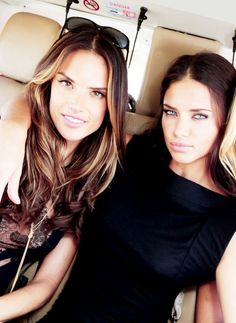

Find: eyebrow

[57,72,107,91]
[57,72,74,83]
[162,103,212,112]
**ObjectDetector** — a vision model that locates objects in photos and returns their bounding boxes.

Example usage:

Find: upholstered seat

[0,12,61,108]
[126,26,220,135]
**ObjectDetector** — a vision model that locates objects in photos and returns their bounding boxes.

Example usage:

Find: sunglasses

[59,17,130,62]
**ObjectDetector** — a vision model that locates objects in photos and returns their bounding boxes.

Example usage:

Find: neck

[63,141,79,166]
[169,159,223,194]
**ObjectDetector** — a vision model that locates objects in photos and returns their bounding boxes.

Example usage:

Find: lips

[62,113,87,127]
[169,142,193,152]
[171,142,192,147]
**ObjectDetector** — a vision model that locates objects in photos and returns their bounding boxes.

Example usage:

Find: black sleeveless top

[40,134,236,323]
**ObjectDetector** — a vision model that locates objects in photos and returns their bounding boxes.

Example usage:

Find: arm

[0,233,78,322]
[216,231,236,323]
[195,281,223,323]
[0,93,30,204]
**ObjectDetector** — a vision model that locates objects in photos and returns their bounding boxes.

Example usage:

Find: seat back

[0,11,61,107]
[126,26,220,135]
[15,256,77,323]
[136,26,220,118]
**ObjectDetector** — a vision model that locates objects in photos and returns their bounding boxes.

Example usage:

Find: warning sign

[83,0,100,11]
[105,1,137,19]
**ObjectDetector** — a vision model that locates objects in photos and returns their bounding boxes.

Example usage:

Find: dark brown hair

[156,52,236,196]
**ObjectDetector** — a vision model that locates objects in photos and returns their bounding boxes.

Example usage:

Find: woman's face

[50,49,108,155]
[162,77,220,172]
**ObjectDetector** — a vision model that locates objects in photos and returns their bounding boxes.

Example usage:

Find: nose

[68,89,87,114]
[173,117,190,138]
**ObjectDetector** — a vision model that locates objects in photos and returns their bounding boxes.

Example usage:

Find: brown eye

[59,80,72,87]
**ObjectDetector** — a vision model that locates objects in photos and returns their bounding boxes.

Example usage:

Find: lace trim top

[0,204,62,294]
[0,205,51,255]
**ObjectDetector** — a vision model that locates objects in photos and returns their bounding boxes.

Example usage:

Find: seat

[169,287,197,323]
[14,256,77,323]
[0,11,61,109]
[126,26,220,135]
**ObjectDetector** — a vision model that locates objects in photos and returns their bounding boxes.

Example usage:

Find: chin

[172,157,195,165]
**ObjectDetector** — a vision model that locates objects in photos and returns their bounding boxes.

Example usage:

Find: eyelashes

[163,108,208,120]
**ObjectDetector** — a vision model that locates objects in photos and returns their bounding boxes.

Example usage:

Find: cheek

[49,81,64,110]
[49,97,56,121]
[49,96,62,127]
[49,86,63,119]
[205,130,219,148]
[198,125,219,153]
[161,118,170,137]
[49,85,57,117]
[93,104,107,125]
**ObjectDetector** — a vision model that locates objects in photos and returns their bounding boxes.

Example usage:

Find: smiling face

[161,77,220,174]
[49,49,108,155]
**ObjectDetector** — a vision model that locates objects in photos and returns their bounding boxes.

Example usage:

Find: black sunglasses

[59,17,130,62]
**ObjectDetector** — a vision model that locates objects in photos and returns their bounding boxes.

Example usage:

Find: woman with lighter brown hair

[0,24,129,321]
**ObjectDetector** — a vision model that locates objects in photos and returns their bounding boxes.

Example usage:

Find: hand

[0,120,26,204]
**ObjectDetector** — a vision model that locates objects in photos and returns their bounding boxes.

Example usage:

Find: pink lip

[62,113,87,128]
[169,142,193,152]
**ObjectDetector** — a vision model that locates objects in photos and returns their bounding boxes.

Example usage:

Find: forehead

[164,77,214,111]
[59,49,108,84]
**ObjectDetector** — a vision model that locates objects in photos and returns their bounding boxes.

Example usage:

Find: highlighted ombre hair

[220,91,236,180]
[2,29,128,237]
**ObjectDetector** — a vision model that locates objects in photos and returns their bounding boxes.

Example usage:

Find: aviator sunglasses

[59,17,130,62]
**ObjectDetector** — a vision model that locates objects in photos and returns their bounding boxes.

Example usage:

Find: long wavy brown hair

[3,30,128,238]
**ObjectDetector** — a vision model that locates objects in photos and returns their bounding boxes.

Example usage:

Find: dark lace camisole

[0,205,62,294]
